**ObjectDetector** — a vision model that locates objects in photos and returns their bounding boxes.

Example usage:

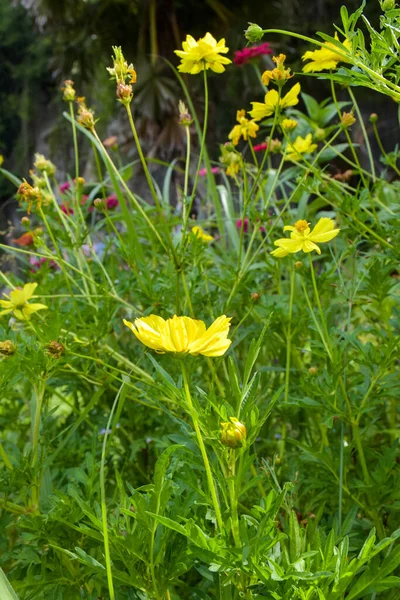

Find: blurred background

[0,0,393,210]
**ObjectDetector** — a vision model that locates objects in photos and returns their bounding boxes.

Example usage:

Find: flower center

[294,219,309,234]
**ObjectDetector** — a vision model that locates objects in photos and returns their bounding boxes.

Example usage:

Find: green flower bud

[382,0,395,11]
[244,23,264,43]
[221,417,246,449]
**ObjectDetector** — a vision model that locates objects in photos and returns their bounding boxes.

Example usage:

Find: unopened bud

[34,153,56,177]
[116,83,133,103]
[244,23,264,43]
[251,292,261,302]
[308,366,318,376]
[77,99,96,130]
[281,118,298,131]
[314,127,326,142]
[382,0,395,10]
[340,112,356,129]
[21,216,30,227]
[294,260,303,270]
[93,198,106,210]
[369,113,378,124]
[62,79,76,102]
[0,340,16,356]
[221,417,247,449]
[269,138,282,153]
[46,340,65,359]
[103,136,118,149]
[178,100,193,126]
[33,227,43,237]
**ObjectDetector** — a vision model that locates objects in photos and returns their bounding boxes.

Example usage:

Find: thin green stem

[100,382,127,600]
[31,380,46,511]
[69,102,79,181]
[227,452,241,547]
[347,87,376,183]
[284,263,295,403]
[181,362,223,530]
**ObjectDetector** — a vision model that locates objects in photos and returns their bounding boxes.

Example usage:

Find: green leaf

[0,569,19,600]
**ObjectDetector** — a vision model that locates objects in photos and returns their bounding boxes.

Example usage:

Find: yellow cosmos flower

[228,109,259,146]
[249,83,301,121]
[271,218,340,257]
[285,133,317,161]
[174,33,231,75]
[123,314,232,357]
[302,34,352,73]
[0,283,48,321]
[281,118,298,131]
[191,225,214,243]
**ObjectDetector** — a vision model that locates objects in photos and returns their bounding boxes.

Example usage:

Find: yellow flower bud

[221,417,246,449]
[340,112,356,129]
[369,113,378,124]
[62,80,76,102]
[308,366,318,376]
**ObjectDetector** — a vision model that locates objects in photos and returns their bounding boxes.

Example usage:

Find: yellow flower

[0,283,48,321]
[123,314,232,357]
[249,83,301,121]
[271,218,340,257]
[302,34,352,73]
[175,33,231,75]
[281,118,298,131]
[285,133,317,161]
[228,109,259,146]
[0,155,4,167]
[191,225,214,243]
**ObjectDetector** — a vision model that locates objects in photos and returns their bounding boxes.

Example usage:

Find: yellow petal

[281,83,301,108]
[309,217,340,243]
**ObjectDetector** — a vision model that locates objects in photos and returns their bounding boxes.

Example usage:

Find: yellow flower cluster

[175,33,231,75]
[228,110,259,146]
[124,314,232,357]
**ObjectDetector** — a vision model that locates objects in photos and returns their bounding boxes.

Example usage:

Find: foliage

[0,2,400,599]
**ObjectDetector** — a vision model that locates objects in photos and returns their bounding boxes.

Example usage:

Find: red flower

[60,203,73,215]
[106,194,119,209]
[234,43,273,66]
[253,142,268,152]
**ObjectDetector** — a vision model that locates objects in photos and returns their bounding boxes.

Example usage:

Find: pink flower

[199,167,219,176]
[236,217,266,233]
[29,256,58,272]
[253,142,268,153]
[236,218,249,233]
[60,203,73,215]
[59,181,71,194]
[106,194,119,209]
[234,43,273,66]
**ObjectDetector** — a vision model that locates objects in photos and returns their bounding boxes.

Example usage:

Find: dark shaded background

[0,0,391,204]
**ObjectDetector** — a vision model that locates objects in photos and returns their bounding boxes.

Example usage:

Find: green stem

[284,263,295,403]
[347,87,376,183]
[69,102,79,181]
[100,383,127,600]
[31,381,45,511]
[181,362,223,531]
[182,125,191,225]
[228,452,241,547]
